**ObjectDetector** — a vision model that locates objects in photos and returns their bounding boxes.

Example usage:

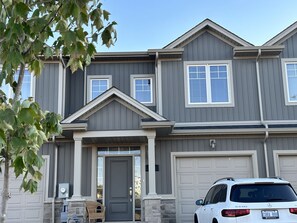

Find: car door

[199,185,227,223]
[198,186,216,222]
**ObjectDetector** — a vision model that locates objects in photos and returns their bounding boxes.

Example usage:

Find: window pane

[189,66,207,103]
[189,79,207,103]
[91,79,108,100]
[134,78,152,103]
[288,76,297,101]
[210,65,229,102]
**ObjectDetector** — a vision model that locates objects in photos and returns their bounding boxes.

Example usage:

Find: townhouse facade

[1,19,297,222]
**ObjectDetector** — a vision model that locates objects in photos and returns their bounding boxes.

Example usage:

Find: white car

[194,177,297,223]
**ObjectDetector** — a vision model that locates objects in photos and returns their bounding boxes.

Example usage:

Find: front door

[105,156,133,221]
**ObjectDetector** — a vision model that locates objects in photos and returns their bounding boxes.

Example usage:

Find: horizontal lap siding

[154,137,265,195]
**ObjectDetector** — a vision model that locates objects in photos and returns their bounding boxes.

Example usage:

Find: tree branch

[23,3,63,56]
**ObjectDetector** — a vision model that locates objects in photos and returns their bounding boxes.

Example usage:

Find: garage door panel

[176,156,254,223]
[0,163,46,222]
[278,155,297,191]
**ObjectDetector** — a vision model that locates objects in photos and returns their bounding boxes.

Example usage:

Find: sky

[99,0,297,52]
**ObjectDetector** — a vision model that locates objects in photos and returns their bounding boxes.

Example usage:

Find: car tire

[212,219,218,223]
[194,214,198,223]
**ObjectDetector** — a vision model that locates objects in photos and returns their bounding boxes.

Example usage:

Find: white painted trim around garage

[273,150,297,177]
[170,151,259,197]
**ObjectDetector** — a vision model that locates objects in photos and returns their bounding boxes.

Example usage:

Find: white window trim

[281,58,297,106]
[87,75,112,102]
[184,60,234,107]
[130,74,155,106]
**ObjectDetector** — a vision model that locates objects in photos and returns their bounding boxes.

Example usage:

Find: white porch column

[147,131,157,196]
[72,136,82,199]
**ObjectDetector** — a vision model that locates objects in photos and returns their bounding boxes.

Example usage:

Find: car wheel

[212,219,218,223]
[194,214,198,223]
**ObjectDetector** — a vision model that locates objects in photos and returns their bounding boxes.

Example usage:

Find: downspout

[256,49,270,177]
[52,136,59,223]
[155,52,159,113]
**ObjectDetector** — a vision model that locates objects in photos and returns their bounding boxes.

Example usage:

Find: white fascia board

[164,19,252,49]
[264,21,297,46]
[62,87,166,124]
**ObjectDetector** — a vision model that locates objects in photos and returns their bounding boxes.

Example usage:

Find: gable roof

[164,19,253,49]
[61,87,167,124]
[264,21,297,46]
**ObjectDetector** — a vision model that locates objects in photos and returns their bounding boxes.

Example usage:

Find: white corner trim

[57,62,64,116]
[170,151,259,197]
[42,155,51,202]
[273,150,297,177]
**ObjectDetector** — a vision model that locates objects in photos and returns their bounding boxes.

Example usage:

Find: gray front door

[105,156,133,221]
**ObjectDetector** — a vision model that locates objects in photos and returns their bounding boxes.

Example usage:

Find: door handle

[129,187,133,202]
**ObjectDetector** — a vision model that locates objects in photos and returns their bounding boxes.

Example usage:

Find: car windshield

[230,184,297,203]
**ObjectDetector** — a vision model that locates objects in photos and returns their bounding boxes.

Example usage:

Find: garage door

[176,156,254,223]
[278,155,297,191]
[0,159,47,223]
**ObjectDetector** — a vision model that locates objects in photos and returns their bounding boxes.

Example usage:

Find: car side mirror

[195,199,204,206]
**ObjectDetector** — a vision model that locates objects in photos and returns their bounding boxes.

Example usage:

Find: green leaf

[0,129,6,145]
[15,2,30,18]
[19,108,35,124]
[103,10,110,20]
[11,137,27,150]
[13,156,25,177]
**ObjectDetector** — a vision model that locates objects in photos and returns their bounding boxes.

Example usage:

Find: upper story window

[184,61,234,107]
[87,75,112,102]
[131,75,155,105]
[1,69,34,100]
[282,59,297,105]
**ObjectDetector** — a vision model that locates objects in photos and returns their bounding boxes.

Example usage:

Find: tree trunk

[13,63,25,103]
[0,157,10,223]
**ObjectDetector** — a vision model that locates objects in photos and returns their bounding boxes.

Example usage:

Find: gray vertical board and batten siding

[260,32,297,120]
[87,100,144,131]
[153,137,266,195]
[87,62,155,96]
[65,61,155,117]
[35,63,60,114]
[41,142,92,198]
[40,143,56,197]
[161,32,260,122]
[64,69,85,118]
[266,137,297,177]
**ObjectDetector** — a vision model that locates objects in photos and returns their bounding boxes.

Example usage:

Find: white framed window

[184,61,234,107]
[282,59,297,105]
[87,75,112,102]
[0,69,35,100]
[131,75,155,105]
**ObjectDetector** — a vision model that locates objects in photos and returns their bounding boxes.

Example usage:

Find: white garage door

[176,156,254,223]
[0,159,47,223]
[278,155,297,191]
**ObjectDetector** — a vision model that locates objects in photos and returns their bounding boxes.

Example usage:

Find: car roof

[214,177,290,185]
